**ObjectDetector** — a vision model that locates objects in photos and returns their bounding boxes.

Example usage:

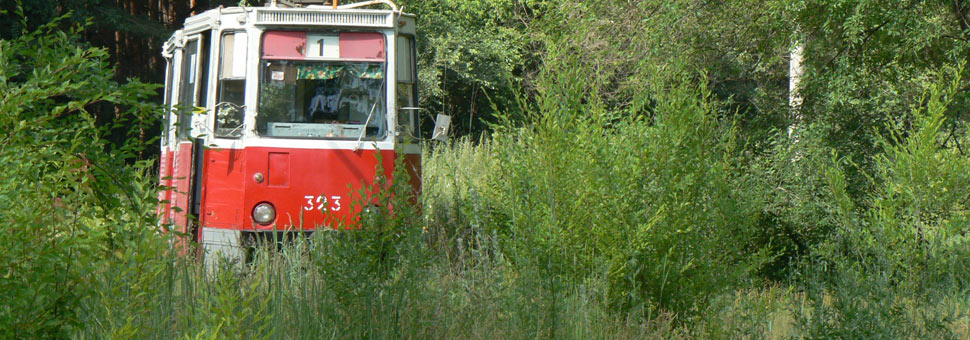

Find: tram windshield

[257,60,386,139]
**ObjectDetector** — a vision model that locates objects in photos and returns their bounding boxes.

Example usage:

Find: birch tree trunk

[788,39,804,139]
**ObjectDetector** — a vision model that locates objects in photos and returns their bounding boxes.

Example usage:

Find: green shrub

[0,14,162,338]
[791,67,970,339]
[466,46,774,316]
[745,127,847,280]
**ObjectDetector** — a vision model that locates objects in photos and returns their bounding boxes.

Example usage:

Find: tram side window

[162,59,174,146]
[396,35,417,139]
[199,35,211,113]
[177,40,199,140]
[216,32,248,138]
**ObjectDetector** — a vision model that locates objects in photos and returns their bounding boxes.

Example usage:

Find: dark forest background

[0,0,250,158]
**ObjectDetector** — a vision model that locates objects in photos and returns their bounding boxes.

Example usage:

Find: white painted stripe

[206,137,422,153]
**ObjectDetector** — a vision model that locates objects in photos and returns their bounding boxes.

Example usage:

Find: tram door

[158,48,174,226]
[168,33,210,240]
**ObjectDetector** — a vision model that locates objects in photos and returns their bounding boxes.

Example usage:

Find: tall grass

[71,149,674,339]
[69,56,970,340]
[74,231,679,339]
[71,124,970,338]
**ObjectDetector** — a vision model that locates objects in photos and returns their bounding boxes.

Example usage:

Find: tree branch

[822,0,920,71]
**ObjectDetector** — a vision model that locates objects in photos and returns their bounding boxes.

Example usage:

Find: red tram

[157,0,422,261]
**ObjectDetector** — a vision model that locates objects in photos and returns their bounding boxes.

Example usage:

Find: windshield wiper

[353,79,385,151]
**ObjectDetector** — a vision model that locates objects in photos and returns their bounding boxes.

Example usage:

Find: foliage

[744,127,845,279]
[788,69,970,338]
[791,0,970,198]
[7,0,970,338]
[472,43,771,316]
[0,14,163,338]
[399,0,542,136]
[528,0,794,148]
[414,0,970,333]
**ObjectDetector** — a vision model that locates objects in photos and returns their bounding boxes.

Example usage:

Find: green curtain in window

[345,63,384,79]
[297,63,385,80]
[297,64,343,80]
[359,64,384,79]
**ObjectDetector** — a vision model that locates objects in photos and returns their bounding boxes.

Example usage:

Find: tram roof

[163,1,413,57]
[182,0,414,34]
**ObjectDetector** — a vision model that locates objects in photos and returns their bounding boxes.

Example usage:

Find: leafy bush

[745,127,846,280]
[398,0,542,135]
[790,68,970,338]
[0,14,162,338]
[452,42,773,315]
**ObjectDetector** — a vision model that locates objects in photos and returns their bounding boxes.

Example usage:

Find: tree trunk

[788,38,804,139]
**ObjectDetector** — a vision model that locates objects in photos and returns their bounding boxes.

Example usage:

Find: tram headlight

[252,203,276,225]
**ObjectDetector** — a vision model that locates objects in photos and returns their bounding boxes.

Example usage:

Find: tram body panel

[403,153,422,199]
[171,141,196,234]
[197,147,247,230]
[199,146,404,231]
[157,148,174,224]
[237,147,394,230]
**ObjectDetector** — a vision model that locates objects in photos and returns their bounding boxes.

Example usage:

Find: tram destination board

[266,122,366,138]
